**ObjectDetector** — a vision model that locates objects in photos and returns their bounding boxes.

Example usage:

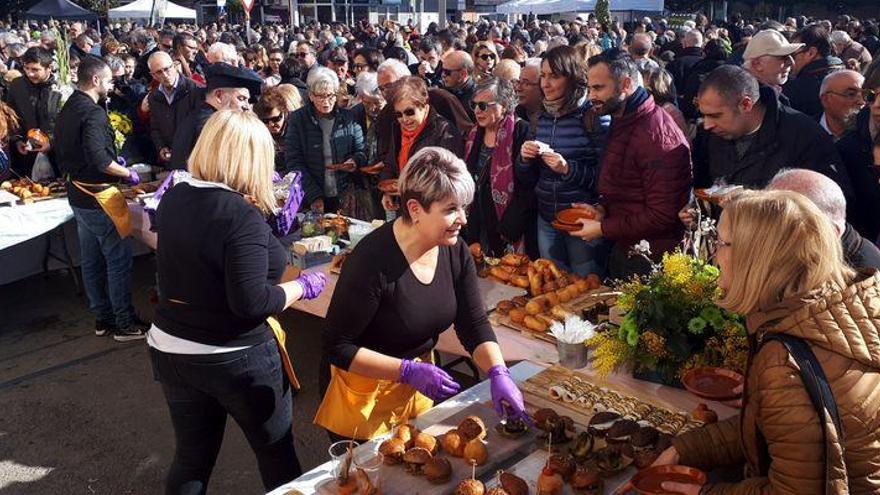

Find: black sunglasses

[294,52,310,58]
[262,114,284,124]
[470,101,497,112]
[394,108,418,119]
[479,53,497,61]
[864,88,878,104]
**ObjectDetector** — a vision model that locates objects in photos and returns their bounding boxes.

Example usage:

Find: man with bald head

[768,168,880,269]
[818,70,865,141]
[147,51,200,165]
[628,33,659,71]
[516,58,542,121]
[441,50,477,119]
[666,29,703,100]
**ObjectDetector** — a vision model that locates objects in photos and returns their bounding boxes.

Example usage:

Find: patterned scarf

[464,113,516,220]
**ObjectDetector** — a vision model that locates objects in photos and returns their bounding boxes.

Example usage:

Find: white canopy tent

[496,0,662,15]
[108,0,196,19]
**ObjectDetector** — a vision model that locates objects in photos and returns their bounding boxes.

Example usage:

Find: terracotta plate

[632,465,707,494]
[556,207,595,225]
[551,220,581,232]
[681,366,744,401]
[377,179,399,194]
[359,163,385,174]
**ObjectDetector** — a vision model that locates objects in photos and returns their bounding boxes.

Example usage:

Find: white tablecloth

[266,361,545,495]
[0,198,73,251]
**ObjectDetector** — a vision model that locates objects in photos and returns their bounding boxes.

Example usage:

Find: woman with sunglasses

[255,84,303,173]
[472,41,499,82]
[380,76,463,212]
[352,47,383,78]
[285,67,366,214]
[462,77,537,258]
[836,66,880,242]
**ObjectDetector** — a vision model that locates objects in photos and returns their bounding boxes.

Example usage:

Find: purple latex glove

[398,359,461,401]
[125,168,140,185]
[117,156,127,168]
[488,365,530,423]
[295,271,326,300]
[272,171,282,183]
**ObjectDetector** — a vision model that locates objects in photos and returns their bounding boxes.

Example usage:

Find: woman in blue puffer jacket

[516,45,609,276]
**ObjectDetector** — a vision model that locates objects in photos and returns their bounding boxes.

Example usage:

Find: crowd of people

[2,10,880,495]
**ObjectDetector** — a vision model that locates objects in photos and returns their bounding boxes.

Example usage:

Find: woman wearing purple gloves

[147,110,327,495]
[316,146,527,442]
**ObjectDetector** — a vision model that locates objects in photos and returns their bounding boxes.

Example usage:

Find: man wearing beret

[168,63,263,169]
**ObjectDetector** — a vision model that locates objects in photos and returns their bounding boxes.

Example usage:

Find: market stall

[269,361,737,495]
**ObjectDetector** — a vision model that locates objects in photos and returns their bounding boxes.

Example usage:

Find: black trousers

[150,339,302,495]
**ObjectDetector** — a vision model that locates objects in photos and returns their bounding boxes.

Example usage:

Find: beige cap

[743,29,804,60]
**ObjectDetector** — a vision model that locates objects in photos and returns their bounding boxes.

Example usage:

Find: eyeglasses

[479,53,497,61]
[515,79,539,88]
[394,107,418,119]
[312,93,337,101]
[709,236,733,250]
[864,88,878,104]
[151,65,174,76]
[470,101,498,112]
[294,52,311,58]
[262,114,284,124]
[824,88,863,99]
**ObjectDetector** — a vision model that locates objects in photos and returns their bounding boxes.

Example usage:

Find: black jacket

[693,85,853,198]
[169,102,215,170]
[134,45,161,84]
[148,76,202,156]
[55,90,119,209]
[374,87,473,167]
[843,223,880,271]
[463,118,538,258]
[409,60,444,87]
[381,108,463,180]
[680,58,726,120]
[782,56,843,118]
[284,103,366,205]
[665,46,703,102]
[837,108,880,241]
[445,77,477,121]
[4,74,63,146]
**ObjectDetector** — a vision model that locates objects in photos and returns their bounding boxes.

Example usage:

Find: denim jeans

[72,206,135,327]
[150,339,302,495]
[537,216,610,277]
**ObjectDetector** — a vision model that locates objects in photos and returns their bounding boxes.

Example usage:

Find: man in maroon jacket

[571,50,692,278]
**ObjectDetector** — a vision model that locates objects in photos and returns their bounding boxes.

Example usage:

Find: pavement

[0,255,338,494]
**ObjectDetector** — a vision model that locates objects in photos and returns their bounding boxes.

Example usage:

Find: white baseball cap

[743,29,804,60]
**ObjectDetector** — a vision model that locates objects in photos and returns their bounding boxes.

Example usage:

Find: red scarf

[398,109,430,171]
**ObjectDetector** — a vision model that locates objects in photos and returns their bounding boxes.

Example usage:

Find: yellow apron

[267,316,301,390]
[314,358,434,440]
[72,181,132,238]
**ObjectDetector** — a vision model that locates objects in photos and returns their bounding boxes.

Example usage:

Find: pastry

[456,478,485,495]
[414,431,439,455]
[402,447,432,475]
[378,437,406,465]
[458,416,487,441]
[570,467,602,495]
[463,439,488,466]
[691,403,719,424]
[424,457,452,484]
[442,429,466,457]
[587,411,621,437]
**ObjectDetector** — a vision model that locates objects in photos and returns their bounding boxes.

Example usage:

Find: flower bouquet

[588,246,748,386]
[108,111,133,154]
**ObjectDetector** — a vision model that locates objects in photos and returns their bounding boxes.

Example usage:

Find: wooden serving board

[482,447,634,495]
[519,366,696,435]
[318,402,538,495]
[491,288,619,345]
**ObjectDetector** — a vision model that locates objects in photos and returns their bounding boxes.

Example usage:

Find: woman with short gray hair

[317,146,529,443]
[463,77,537,257]
[285,65,367,215]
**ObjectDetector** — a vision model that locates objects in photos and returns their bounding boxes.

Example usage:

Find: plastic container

[347,223,373,249]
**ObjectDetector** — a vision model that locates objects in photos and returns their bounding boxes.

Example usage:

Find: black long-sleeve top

[153,182,287,346]
[323,222,497,370]
[55,90,120,209]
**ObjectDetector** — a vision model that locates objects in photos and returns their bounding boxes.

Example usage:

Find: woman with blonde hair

[149,110,326,494]
[472,40,499,82]
[641,189,880,495]
[0,100,19,179]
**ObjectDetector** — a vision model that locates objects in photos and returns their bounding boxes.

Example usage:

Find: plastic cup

[353,449,384,493]
[328,440,359,480]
